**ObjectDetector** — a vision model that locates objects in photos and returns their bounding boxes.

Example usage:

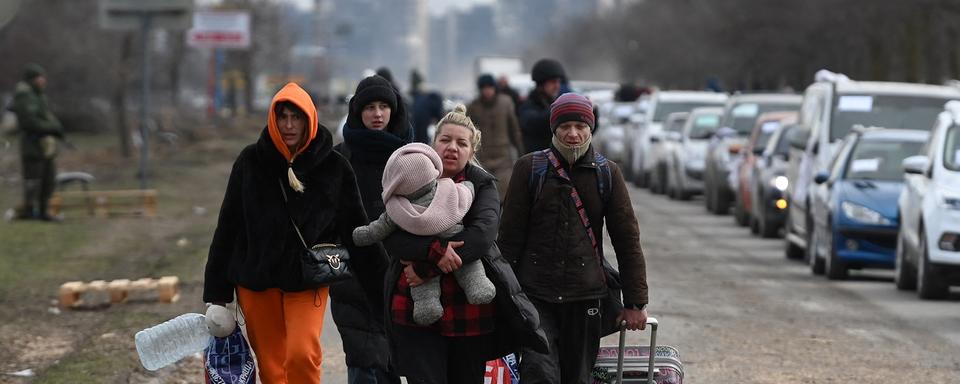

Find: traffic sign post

[186,10,251,119]
[99,0,192,190]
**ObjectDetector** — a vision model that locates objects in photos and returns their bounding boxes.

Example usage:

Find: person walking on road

[10,63,64,221]
[203,82,383,384]
[499,93,650,384]
[467,73,523,200]
[381,105,548,384]
[409,70,445,144]
[518,58,566,154]
[332,74,411,384]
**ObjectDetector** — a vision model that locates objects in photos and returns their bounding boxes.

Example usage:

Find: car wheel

[824,221,847,280]
[894,228,917,290]
[658,164,668,195]
[734,195,749,227]
[704,176,715,212]
[632,161,645,187]
[760,209,780,239]
[917,226,949,300]
[808,220,825,275]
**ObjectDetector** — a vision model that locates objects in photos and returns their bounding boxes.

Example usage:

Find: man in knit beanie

[518,58,566,154]
[467,73,523,200]
[499,93,650,383]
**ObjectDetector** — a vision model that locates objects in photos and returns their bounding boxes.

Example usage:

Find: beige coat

[467,94,523,198]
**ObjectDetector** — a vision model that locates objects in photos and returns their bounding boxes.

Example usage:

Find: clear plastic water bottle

[135,313,212,371]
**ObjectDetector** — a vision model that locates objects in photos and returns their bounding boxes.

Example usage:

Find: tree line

[540,0,960,91]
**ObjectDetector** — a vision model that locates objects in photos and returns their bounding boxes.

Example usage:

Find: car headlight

[841,201,891,225]
[770,176,788,191]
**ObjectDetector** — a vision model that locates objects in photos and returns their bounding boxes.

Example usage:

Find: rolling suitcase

[592,317,684,384]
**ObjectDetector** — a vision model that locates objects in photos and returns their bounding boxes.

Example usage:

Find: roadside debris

[58,276,179,309]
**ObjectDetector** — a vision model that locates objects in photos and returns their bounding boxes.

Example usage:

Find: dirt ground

[0,113,341,383]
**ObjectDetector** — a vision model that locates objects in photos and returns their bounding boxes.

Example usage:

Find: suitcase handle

[616,317,658,384]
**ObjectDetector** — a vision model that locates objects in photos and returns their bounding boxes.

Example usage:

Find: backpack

[528,148,612,206]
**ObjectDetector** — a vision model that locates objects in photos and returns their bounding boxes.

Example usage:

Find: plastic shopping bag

[203,325,256,384]
[484,353,519,384]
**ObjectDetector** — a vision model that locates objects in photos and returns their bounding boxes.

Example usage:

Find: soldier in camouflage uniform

[10,64,63,221]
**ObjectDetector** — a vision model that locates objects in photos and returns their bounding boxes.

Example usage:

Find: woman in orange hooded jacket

[203,83,383,383]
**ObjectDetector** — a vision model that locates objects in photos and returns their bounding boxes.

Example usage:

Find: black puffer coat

[518,89,555,154]
[381,163,549,360]
[328,80,412,370]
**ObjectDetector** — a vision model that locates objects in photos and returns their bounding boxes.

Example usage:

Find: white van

[783,70,960,262]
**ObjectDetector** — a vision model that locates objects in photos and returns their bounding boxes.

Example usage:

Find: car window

[754,120,782,149]
[665,116,688,133]
[721,102,800,135]
[773,125,795,156]
[944,124,960,171]
[830,95,953,141]
[843,139,925,181]
[652,101,725,122]
[829,138,855,180]
[689,114,721,138]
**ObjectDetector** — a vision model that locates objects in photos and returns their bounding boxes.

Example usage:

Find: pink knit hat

[381,143,442,202]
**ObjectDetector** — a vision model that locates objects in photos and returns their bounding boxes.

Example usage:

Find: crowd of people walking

[196,58,651,384]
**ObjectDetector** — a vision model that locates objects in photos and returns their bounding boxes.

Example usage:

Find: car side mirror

[752,146,765,155]
[788,126,810,150]
[716,126,736,139]
[813,172,829,184]
[902,155,930,175]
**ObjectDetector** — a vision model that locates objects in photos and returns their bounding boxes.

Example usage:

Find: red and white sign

[187,10,250,49]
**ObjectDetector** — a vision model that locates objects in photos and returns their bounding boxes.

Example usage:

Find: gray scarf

[551,134,593,166]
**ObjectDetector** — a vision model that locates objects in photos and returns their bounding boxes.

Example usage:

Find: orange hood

[267,83,318,162]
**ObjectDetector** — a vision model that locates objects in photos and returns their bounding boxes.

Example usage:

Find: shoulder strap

[278,179,310,251]
[542,151,604,269]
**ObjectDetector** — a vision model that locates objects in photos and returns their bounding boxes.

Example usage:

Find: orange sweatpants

[237,286,328,384]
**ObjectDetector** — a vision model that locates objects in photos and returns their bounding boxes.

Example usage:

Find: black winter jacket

[518,89,554,154]
[381,163,549,359]
[328,142,394,370]
[202,126,383,305]
[327,88,411,370]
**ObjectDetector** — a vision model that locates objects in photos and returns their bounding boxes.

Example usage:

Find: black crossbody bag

[278,180,353,286]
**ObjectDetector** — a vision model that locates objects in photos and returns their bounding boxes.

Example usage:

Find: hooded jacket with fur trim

[203,84,383,304]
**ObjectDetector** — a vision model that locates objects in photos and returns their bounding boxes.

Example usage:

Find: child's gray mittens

[410,278,443,325]
[454,260,496,304]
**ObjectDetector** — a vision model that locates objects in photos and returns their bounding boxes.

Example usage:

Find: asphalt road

[610,186,960,383]
[319,185,960,383]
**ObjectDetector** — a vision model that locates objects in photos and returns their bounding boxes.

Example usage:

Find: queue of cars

[593,70,960,300]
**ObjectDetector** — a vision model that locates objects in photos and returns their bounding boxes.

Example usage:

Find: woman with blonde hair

[381,105,547,384]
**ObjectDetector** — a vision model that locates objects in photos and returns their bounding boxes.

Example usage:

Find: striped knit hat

[550,92,595,132]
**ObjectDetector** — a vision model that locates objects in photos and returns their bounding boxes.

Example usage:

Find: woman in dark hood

[331,75,411,384]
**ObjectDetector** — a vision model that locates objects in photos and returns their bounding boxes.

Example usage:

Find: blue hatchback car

[808,128,929,279]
